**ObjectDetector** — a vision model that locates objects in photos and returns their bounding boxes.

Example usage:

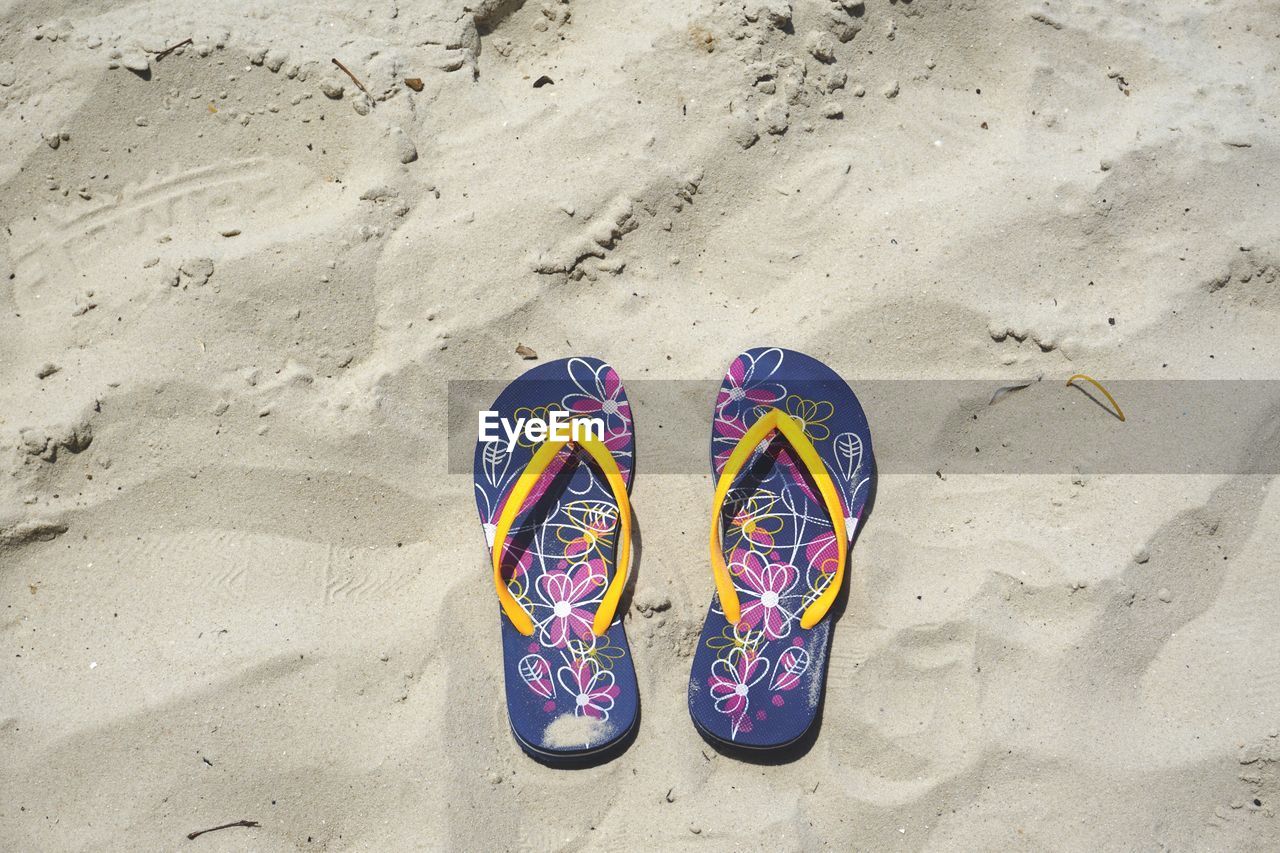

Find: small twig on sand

[186,820,260,841]
[331,58,370,98]
[1066,374,1127,422]
[153,38,193,61]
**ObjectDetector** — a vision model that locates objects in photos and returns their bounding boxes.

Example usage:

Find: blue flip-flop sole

[474,357,639,761]
[687,348,875,749]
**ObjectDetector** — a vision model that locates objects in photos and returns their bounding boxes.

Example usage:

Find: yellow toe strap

[491,434,632,637]
[709,407,848,630]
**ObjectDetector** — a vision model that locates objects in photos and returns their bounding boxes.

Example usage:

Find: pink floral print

[562,360,633,458]
[716,354,785,423]
[558,658,620,719]
[708,647,770,735]
[729,549,800,641]
[533,559,605,648]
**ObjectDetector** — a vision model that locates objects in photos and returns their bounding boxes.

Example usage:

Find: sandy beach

[2,0,1279,849]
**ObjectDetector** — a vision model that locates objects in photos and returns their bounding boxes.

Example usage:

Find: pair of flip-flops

[472,348,875,762]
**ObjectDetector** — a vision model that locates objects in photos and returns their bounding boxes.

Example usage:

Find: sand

[2,0,1279,849]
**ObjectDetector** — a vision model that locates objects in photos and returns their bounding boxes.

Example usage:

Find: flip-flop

[687,347,875,749]
[473,357,639,762]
